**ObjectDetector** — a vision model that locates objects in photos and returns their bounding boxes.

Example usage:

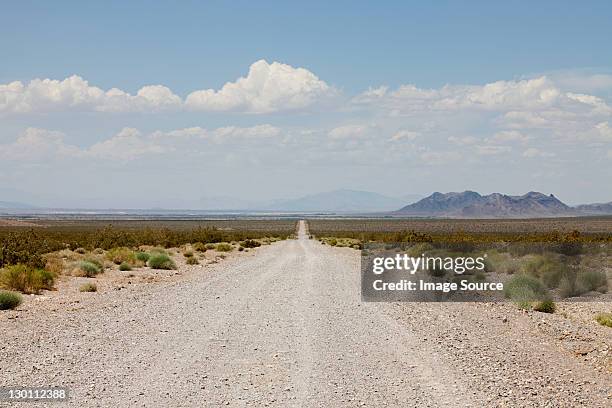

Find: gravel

[0,221,609,407]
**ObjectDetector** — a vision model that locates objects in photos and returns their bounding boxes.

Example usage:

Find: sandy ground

[0,221,610,407]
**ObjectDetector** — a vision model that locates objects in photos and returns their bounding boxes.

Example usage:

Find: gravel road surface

[1,221,610,407]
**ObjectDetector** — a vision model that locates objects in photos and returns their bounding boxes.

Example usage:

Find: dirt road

[1,221,610,407]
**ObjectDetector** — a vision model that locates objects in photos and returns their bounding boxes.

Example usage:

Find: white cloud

[0,124,286,163]
[476,145,511,155]
[0,60,334,115]
[0,128,80,160]
[595,122,612,140]
[87,128,166,160]
[522,147,555,158]
[0,75,181,114]
[159,124,281,142]
[185,60,335,113]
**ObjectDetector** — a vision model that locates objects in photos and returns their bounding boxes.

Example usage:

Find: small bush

[240,239,261,249]
[44,257,65,275]
[147,254,177,270]
[119,262,132,271]
[183,250,194,258]
[79,283,97,292]
[595,313,612,328]
[533,299,556,313]
[74,247,87,254]
[106,247,136,265]
[576,270,607,293]
[504,274,547,304]
[78,260,103,277]
[0,290,23,310]
[193,242,207,252]
[205,243,216,250]
[186,257,199,265]
[135,252,150,262]
[522,253,567,288]
[238,247,244,252]
[215,243,232,252]
[93,248,105,255]
[0,264,55,294]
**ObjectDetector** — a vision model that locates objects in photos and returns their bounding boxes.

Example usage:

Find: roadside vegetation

[79,282,97,292]
[595,313,612,328]
[0,290,22,310]
[0,220,294,269]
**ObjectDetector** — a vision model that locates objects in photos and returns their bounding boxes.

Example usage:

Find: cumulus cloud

[158,124,281,142]
[0,76,182,114]
[0,124,286,163]
[87,128,167,160]
[0,128,80,160]
[352,76,612,130]
[0,60,334,115]
[185,60,335,113]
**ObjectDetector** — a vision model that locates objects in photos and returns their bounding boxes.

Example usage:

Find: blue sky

[1,1,611,208]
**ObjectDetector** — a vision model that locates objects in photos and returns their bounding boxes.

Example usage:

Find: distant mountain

[574,201,612,215]
[396,191,576,218]
[262,189,410,212]
[0,200,36,209]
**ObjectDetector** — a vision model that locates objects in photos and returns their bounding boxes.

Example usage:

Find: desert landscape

[2,2,612,406]
[0,217,610,407]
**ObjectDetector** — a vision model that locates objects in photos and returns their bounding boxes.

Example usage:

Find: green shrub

[0,290,23,310]
[78,260,103,277]
[576,270,607,293]
[193,242,207,252]
[595,313,612,328]
[106,247,136,265]
[183,250,194,258]
[79,283,97,292]
[485,251,521,274]
[504,274,547,304]
[558,274,589,298]
[0,264,55,294]
[533,299,556,313]
[135,252,150,262]
[215,243,232,252]
[147,254,176,270]
[186,257,199,265]
[205,243,216,250]
[328,238,337,246]
[522,253,567,288]
[119,262,132,271]
[240,239,261,249]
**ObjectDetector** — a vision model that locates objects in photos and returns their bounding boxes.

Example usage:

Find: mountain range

[2,190,611,217]
[396,191,611,218]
